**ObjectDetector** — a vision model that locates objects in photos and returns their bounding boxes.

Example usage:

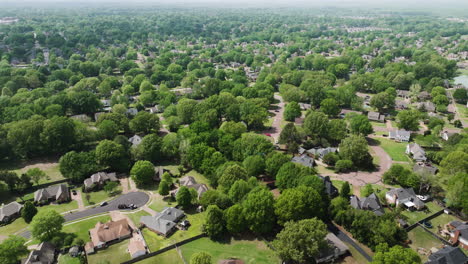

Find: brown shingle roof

[89,219,131,247]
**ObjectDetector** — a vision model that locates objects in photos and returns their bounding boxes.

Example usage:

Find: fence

[406,209,445,231]
[418,223,451,246]
[121,234,207,264]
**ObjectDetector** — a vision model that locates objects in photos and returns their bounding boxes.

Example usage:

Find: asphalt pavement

[19,191,149,239]
[327,222,373,262]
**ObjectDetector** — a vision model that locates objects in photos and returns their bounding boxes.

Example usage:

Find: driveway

[263,93,284,142]
[19,191,149,239]
[327,222,373,262]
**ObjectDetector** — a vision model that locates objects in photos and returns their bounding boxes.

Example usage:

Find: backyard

[408,226,444,262]
[401,202,444,225]
[58,254,81,264]
[86,239,131,264]
[138,249,184,264]
[373,138,411,162]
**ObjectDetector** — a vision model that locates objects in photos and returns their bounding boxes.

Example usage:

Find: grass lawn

[82,190,112,206]
[343,241,370,264]
[263,117,273,128]
[401,202,443,225]
[37,200,78,214]
[429,213,461,230]
[58,254,81,264]
[138,249,184,264]
[408,226,444,262]
[87,239,131,264]
[455,103,468,118]
[63,214,111,242]
[148,197,175,212]
[0,217,28,237]
[180,237,280,264]
[182,170,211,187]
[316,165,335,175]
[374,138,411,162]
[126,210,151,227]
[14,164,64,185]
[370,121,386,127]
[142,211,206,251]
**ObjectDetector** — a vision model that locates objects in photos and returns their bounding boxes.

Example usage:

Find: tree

[446,173,468,214]
[349,115,373,136]
[284,102,301,121]
[59,151,99,182]
[219,121,247,139]
[176,186,192,208]
[190,252,213,264]
[370,92,395,113]
[361,184,374,197]
[340,182,350,197]
[275,187,323,225]
[218,164,248,191]
[335,160,354,172]
[303,111,328,138]
[228,179,252,203]
[320,98,340,117]
[272,218,328,263]
[30,210,65,242]
[224,204,246,234]
[339,135,373,168]
[453,88,467,104]
[276,162,315,190]
[242,186,275,233]
[242,155,265,177]
[265,152,290,177]
[129,111,160,134]
[0,236,28,264]
[98,120,119,140]
[204,205,225,239]
[396,110,420,131]
[95,140,130,172]
[103,181,119,196]
[21,201,37,223]
[372,244,421,264]
[130,160,155,186]
[327,119,347,142]
[439,151,468,176]
[68,91,101,114]
[279,123,302,147]
[158,180,170,196]
[26,168,47,185]
[134,134,163,163]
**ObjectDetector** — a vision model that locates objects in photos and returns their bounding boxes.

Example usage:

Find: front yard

[58,254,81,264]
[0,217,28,238]
[373,138,411,162]
[36,200,78,214]
[62,214,111,242]
[86,239,131,264]
[82,188,121,206]
[126,210,151,227]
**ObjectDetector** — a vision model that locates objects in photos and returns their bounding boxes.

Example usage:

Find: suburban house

[350,193,385,216]
[413,163,438,176]
[0,201,23,224]
[385,188,425,211]
[389,129,411,142]
[418,91,431,101]
[417,101,436,112]
[34,184,70,204]
[154,166,169,182]
[94,112,106,122]
[397,90,410,99]
[441,131,456,141]
[406,143,427,162]
[291,154,315,168]
[314,233,349,263]
[395,100,408,110]
[339,109,362,118]
[83,171,118,192]
[23,242,56,264]
[299,103,311,110]
[447,221,468,250]
[173,176,208,199]
[128,135,142,147]
[127,235,147,259]
[85,219,132,254]
[140,207,185,237]
[367,111,385,122]
[146,105,163,114]
[426,246,467,264]
[318,175,338,198]
[305,147,338,159]
[126,108,138,116]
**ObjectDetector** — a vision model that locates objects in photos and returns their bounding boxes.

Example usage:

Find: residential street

[263,93,285,142]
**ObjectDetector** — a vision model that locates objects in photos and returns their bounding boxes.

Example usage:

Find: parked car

[100,201,108,207]
[129,204,137,209]
[118,204,128,209]
[264,133,272,137]
[416,195,430,202]
[72,190,77,195]
[423,221,433,228]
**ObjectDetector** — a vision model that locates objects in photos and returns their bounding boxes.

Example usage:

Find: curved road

[19,191,149,239]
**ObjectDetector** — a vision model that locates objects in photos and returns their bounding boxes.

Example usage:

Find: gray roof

[84,172,118,188]
[128,135,142,147]
[350,193,384,216]
[140,207,185,236]
[177,176,208,199]
[306,147,337,158]
[418,101,436,112]
[407,143,425,156]
[179,176,197,187]
[389,130,411,140]
[426,246,467,264]
[0,201,23,221]
[23,242,56,264]
[291,154,315,168]
[318,175,338,197]
[397,90,410,97]
[367,111,384,122]
[126,108,138,116]
[454,223,468,240]
[34,184,69,202]
[413,163,438,175]
[386,188,425,209]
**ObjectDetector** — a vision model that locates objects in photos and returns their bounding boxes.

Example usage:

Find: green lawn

[374,138,411,162]
[148,197,175,212]
[182,170,211,187]
[408,227,444,262]
[0,217,28,237]
[126,210,151,227]
[343,241,370,264]
[401,202,444,225]
[142,211,206,251]
[180,237,280,264]
[370,121,386,127]
[58,254,81,264]
[82,190,112,206]
[36,200,78,214]
[455,103,468,118]
[429,213,460,230]
[138,249,184,264]
[87,239,131,264]
[62,214,111,242]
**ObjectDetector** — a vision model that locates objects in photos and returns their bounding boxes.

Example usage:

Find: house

[140,207,185,237]
[128,135,142,147]
[68,246,80,257]
[385,188,425,211]
[426,246,467,264]
[441,131,456,141]
[34,184,70,204]
[413,163,438,175]
[126,108,138,116]
[339,109,363,118]
[23,242,56,264]
[100,99,111,108]
[318,176,338,198]
[389,129,411,142]
[418,91,431,101]
[83,172,118,192]
[447,221,468,250]
[299,103,311,110]
[395,100,408,110]
[306,147,338,159]
[350,193,385,216]
[94,112,106,121]
[417,101,436,112]
[146,105,162,114]
[70,114,90,122]
[367,111,385,122]
[397,90,410,99]
[406,143,427,162]
[171,87,193,96]
[0,201,23,224]
[314,233,349,263]
[128,235,147,259]
[291,154,315,168]
[174,176,209,199]
[154,166,169,181]
[85,219,132,254]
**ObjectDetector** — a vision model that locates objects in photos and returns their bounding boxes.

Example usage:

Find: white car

[416,195,430,201]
